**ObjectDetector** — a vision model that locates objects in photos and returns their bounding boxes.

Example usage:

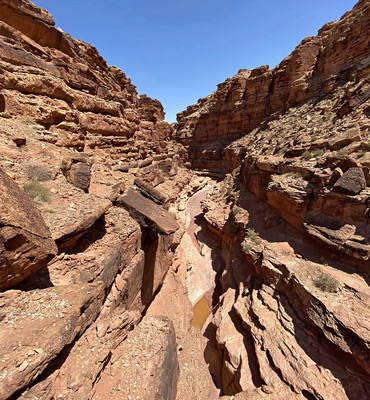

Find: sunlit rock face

[175,0,370,173]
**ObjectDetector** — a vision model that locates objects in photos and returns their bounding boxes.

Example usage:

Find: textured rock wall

[200,177,370,399]
[0,1,185,399]
[0,0,181,172]
[175,0,370,171]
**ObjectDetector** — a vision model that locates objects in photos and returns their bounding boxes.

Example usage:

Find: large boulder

[61,154,91,192]
[91,316,179,400]
[0,282,105,400]
[118,189,178,234]
[333,167,366,195]
[0,167,57,291]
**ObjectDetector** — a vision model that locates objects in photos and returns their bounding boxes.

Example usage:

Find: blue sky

[34,0,356,122]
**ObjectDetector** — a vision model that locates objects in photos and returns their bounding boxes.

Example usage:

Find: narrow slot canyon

[0,1,370,399]
[146,179,223,399]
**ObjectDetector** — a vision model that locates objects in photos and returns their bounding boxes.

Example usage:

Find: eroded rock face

[0,0,183,174]
[0,167,57,291]
[0,282,105,400]
[175,0,370,173]
[0,0,370,399]
[200,178,370,399]
[91,316,179,400]
[0,1,185,398]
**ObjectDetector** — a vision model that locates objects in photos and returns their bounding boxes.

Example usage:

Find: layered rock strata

[0,1,187,399]
[199,176,370,399]
[0,0,183,178]
[1,0,370,399]
[171,1,370,398]
[175,0,370,173]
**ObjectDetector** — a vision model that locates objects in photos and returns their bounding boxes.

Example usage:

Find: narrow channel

[180,180,221,325]
[147,179,223,399]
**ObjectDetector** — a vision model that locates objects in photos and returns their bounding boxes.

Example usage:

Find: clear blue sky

[33,0,356,122]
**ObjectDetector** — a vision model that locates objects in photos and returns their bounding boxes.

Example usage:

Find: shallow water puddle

[191,298,211,328]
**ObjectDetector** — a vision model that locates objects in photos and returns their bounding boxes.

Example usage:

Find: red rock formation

[0,0,181,174]
[0,167,57,290]
[0,1,186,399]
[175,0,370,171]
[1,0,370,399]
[199,178,370,399]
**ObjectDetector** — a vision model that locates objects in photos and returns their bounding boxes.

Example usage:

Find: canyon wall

[175,0,370,173]
[172,1,370,398]
[0,0,183,171]
[0,0,370,399]
[0,1,190,399]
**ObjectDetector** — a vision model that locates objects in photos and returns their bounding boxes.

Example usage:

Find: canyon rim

[0,0,370,399]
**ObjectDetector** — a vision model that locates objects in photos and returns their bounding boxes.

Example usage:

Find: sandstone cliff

[0,1,189,399]
[175,0,370,173]
[172,1,370,398]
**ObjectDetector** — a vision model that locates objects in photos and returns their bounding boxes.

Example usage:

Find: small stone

[18,360,28,371]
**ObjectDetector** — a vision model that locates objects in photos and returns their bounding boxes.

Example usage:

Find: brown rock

[61,154,91,192]
[328,127,362,150]
[91,316,179,400]
[0,282,105,400]
[358,152,370,167]
[18,308,141,400]
[118,189,179,234]
[134,177,167,204]
[0,167,57,291]
[333,167,366,194]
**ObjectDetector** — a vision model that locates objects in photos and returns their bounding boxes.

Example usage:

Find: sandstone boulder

[118,189,178,234]
[0,167,57,291]
[61,154,91,192]
[91,316,179,400]
[333,167,366,194]
[324,155,360,171]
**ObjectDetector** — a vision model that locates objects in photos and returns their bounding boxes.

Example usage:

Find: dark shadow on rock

[193,211,226,306]
[235,185,370,288]
[61,215,107,255]
[141,227,159,308]
[15,266,53,291]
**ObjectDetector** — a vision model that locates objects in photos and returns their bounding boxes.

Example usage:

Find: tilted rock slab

[91,316,179,400]
[0,282,105,400]
[0,167,57,291]
[118,188,179,234]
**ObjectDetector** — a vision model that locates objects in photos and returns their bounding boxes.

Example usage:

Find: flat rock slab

[0,282,104,400]
[134,177,167,204]
[0,167,57,291]
[18,309,141,400]
[44,194,112,245]
[118,189,178,234]
[91,316,179,400]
